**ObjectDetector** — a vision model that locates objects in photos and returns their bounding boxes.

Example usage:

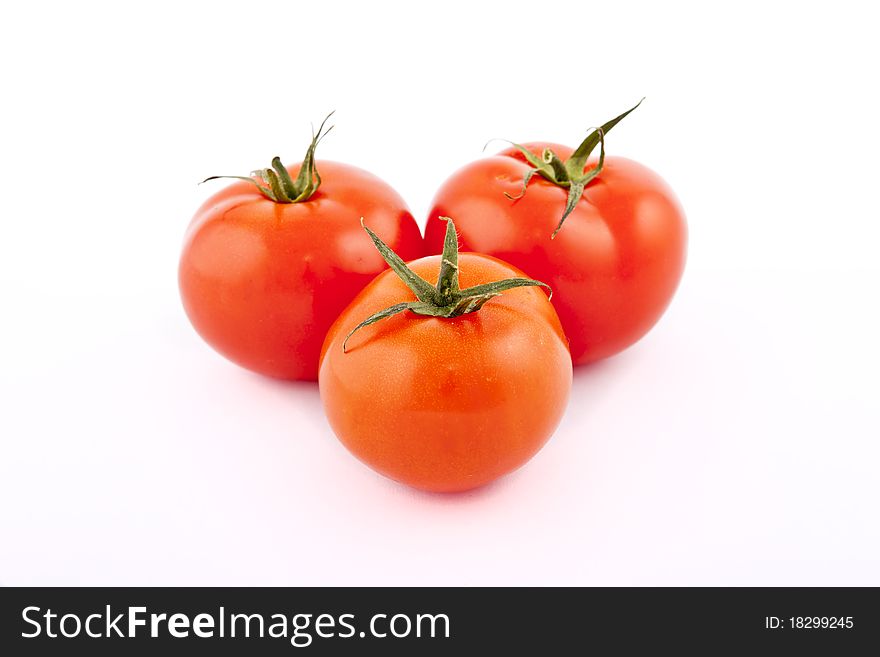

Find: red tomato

[179,122,423,380]
[319,220,571,492]
[425,143,687,365]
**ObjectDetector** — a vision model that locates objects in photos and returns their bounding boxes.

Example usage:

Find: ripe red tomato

[179,119,423,380]
[424,106,687,365]
[319,219,572,492]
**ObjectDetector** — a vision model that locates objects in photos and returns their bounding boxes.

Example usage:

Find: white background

[1,1,878,585]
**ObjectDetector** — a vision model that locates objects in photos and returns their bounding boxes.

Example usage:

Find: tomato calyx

[201,112,335,203]
[503,98,644,238]
[342,217,551,352]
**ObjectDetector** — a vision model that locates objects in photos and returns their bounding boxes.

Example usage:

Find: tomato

[179,117,423,380]
[424,103,687,365]
[319,218,572,492]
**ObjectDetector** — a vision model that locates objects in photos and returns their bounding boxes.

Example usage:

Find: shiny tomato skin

[179,160,423,381]
[424,145,687,365]
[319,254,572,493]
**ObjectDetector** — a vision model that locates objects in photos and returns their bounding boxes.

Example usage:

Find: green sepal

[447,293,499,315]
[271,156,297,199]
[263,167,287,201]
[504,167,541,201]
[458,277,552,300]
[553,126,606,238]
[543,149,569,184]
[435,218,460,303]
[503,98,643,237]
[200,112,335,204]
[360,219,438,304]
[557,180,586,239]
[507,141,549,171]
[565,98,642,177]
[342,302,413,353]
[342,216,552,352]
[288,112,334,202]
[200,174,275,199]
